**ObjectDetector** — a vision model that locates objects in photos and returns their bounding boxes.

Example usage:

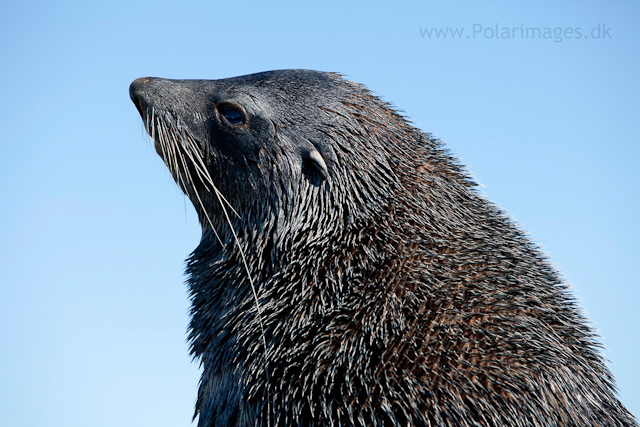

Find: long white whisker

[180,134,212,192]
[212,183,268,362]
[183,133,241,220]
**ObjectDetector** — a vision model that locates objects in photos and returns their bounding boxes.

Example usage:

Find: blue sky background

[1,1,638,425]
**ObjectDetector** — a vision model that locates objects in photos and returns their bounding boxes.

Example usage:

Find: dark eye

[217,103,246,126]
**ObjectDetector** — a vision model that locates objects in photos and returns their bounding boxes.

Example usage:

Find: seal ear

[302,147,329,180]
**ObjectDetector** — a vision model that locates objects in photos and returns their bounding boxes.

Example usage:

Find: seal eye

[217,103,246,126]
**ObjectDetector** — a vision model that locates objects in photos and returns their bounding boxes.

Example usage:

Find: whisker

[183,132,241,220]
[211,180,269,366]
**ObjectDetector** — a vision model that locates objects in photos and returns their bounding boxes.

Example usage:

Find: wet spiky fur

[129,70,637,427]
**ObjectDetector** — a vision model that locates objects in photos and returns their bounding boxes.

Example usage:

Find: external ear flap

[303,147,329,179]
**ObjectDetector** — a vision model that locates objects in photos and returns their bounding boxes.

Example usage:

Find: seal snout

[129,77,152,116]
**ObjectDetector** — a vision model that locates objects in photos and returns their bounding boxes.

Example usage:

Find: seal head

[130,72,341,214]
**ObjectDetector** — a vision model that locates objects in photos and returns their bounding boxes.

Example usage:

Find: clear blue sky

[1,1,638,425]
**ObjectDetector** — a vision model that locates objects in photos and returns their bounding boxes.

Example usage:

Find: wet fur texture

[129,70,637,427]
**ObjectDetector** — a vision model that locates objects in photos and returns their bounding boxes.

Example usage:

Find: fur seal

[129,70,637,427]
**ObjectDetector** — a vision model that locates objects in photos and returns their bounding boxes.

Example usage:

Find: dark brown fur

[129,70,637,426]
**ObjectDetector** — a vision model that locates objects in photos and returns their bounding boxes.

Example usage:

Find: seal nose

[129,77,152,116]
[129,77,150,101]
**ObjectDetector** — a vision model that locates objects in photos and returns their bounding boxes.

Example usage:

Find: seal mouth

[129,78,204,192]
